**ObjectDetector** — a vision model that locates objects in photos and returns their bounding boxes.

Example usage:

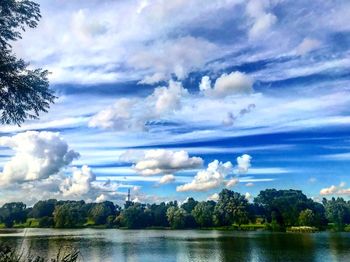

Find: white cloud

[158,174,176,185]
[0,131,79,185]
[89,80,188,131]
[245,192,252,200]
[150,80,189,114]
[225,178,239,187]
[96,194,107,203]
[320,182,350,196]
[199,76,211,91]
[207,193,219,201]
[176,160,234,192]
[130,37,217,83]
[246,0,277,39]
[237,154,252,174]
[203,72,254,98]
[245,182,254,187]
[295,38,321,55]
[133,149,203,176]
[88,98,143,131]
[320,185,338,195]
[249,13,277,39]
[60,165,96,197]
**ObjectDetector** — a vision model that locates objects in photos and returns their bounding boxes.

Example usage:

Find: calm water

[0,229,349,262]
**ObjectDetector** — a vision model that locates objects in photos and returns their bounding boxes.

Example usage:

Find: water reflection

[0,229,350,262]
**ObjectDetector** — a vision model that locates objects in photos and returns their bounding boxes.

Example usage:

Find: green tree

[166,206,187,229]
[121,203,151,229]
[38,216,54,227]
[255,189,327,229]
[0,0,55,125]
[0,202,27,228]
[88,201,117,225]
[298,209,315,226]
[30,199,57,218]
[192,201,215,227]
[213,189,249,226]
[53,201,87,228]
[181,197,198,213]
[323,197,350,231]
[148,202,169,227]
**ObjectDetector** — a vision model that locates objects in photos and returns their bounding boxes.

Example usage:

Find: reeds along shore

[0,245,80,262]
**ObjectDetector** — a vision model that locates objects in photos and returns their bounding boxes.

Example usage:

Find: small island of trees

[1,188,350,232]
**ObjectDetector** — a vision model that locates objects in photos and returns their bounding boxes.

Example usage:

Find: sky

[1,0,350,205]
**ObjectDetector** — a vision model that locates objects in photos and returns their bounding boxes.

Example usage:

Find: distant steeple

[127,188,131,202]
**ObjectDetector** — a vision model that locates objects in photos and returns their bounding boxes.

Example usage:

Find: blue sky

[1,0,350,205]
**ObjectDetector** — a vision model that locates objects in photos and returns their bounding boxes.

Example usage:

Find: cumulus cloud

[0,131,79,185]
[245,192,252,200]
[176,160,234,192]
[207,193,219,201]
[295,38,321,55]
[199,76,211,91]
[201,72,254,98]
[89,80,188,131]
[133,149,203,176]
[96,194,107,203]
[88,98,144,131]
[149,80,189,114]
[246,0,277,39]
[158,174,176,185]
[60,165,96,197]
[237,154,252,174]
[320,182,350,196]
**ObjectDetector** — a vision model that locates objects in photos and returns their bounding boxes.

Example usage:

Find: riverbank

[0,223,335,233]
[2,219,350,233]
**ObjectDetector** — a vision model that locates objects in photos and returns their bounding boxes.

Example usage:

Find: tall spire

[127,188,131,202]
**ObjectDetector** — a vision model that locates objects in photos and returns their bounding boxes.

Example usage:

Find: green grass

[13,218,40,228]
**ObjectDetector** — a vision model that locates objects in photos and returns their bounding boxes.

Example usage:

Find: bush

[343,225,350,232]
[287,226,318,233]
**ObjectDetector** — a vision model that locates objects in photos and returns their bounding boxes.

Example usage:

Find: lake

[0,229,349,261]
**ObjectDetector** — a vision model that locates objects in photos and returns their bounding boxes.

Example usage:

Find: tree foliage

[0,0,55,125]
[0,202,27,228]
[323,197,350,231]
[214,189,250,226]
[254,189,327,229]
[119,203,151,229]
[166,206,187,229]
[53,201,87,228]
[88,201,118,225]
[298,209,316,226]
[30,199,57,218]
[192,201,215,227]
[0,189,348,231]
[181,197,198,213]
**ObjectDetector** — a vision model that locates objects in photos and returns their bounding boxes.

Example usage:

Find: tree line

[0,189,350,231]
